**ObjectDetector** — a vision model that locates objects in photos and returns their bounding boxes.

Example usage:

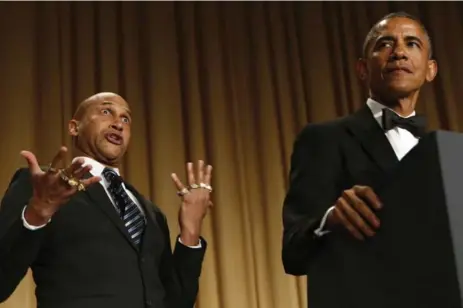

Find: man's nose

[390,43,408,61]
[110,121,123,131]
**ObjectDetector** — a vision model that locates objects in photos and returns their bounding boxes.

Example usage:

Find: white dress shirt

[22,156,201,248]
[313,98,420,236]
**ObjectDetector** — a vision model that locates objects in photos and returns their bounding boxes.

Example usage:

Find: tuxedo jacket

[0,168,206,308]
[282,105,406,308]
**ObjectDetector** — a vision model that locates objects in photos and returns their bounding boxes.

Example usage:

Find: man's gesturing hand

[171,160,213,246]
[326,185,382,240]
[22,146,101,226]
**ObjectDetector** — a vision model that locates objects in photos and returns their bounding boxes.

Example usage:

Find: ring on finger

[59,170,84,191]
[177,188,190,197]
[68,177,86,192]
[77,182,86,192]
[189,183,199,189]
[68,177,80,187]
[199,182,213,192]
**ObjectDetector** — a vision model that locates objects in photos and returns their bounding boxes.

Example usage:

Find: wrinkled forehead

[376,17,425,39]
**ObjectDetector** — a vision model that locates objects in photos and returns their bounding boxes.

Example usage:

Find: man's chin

[98,145,126,164]
[386,84,418,98]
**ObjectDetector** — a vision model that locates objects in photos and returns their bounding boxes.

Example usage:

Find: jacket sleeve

[0,168,47,302]
[282,124,343,276]
[156,211,207,308]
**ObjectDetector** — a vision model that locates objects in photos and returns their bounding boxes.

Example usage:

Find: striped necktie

[102,168,145,246]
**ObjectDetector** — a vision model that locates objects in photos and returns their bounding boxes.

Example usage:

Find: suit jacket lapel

[84,179,138,251]
[345,105,399,173]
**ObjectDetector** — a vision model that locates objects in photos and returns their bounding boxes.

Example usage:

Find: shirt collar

[366,98,416,128]
[72,156,120,177]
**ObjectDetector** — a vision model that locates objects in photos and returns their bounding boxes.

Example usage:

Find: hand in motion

[21,146,101,226]
[327,185,382,240]
[171,160,213,246]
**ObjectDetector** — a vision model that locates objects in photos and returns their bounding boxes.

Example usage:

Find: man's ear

[356,58,368,81]
[68,119,80,136]
[425,59,438,82]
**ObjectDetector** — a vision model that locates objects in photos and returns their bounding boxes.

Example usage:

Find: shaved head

[73,92,126,120]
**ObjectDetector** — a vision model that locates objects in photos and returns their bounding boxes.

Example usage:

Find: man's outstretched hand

[21,146,101,226]
[171,160,213,246]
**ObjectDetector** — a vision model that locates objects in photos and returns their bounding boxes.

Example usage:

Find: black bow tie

[381,108,426,138]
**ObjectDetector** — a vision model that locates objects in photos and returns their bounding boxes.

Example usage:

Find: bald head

[73,92,127,120]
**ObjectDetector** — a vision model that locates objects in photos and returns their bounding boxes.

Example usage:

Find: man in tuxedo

[0,92,213,308]
[282,12,438,308]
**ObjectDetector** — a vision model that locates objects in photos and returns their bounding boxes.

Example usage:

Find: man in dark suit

[0,92,213,308]
[282,12,438,308]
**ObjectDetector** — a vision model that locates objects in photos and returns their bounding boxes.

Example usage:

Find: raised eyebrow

[404,35,423,44]
[376,35,395,43]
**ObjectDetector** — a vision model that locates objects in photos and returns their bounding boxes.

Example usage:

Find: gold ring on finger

[59,170,79,189]
[77,182,86,192]
[67,177,80,188]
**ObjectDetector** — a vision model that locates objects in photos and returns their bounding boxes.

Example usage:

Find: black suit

[0,168,206,308]
[282,105,403,308]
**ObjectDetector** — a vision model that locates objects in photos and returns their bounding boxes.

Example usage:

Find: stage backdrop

[0,2,462,308]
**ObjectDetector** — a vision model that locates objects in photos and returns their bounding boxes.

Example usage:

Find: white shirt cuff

[314,206,335,237]
[178,237,202,249]
[22,206,50,230]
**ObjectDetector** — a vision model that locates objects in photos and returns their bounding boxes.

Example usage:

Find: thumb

[20,151,42,175]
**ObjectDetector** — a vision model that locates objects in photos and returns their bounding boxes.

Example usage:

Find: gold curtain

[0,2,462,308]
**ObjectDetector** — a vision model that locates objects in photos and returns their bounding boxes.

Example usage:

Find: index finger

[50,146,68,169]
[355,186,382,210]
[186,163,196,186]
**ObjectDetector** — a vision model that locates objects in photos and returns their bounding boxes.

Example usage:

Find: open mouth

[105,132,123,145]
